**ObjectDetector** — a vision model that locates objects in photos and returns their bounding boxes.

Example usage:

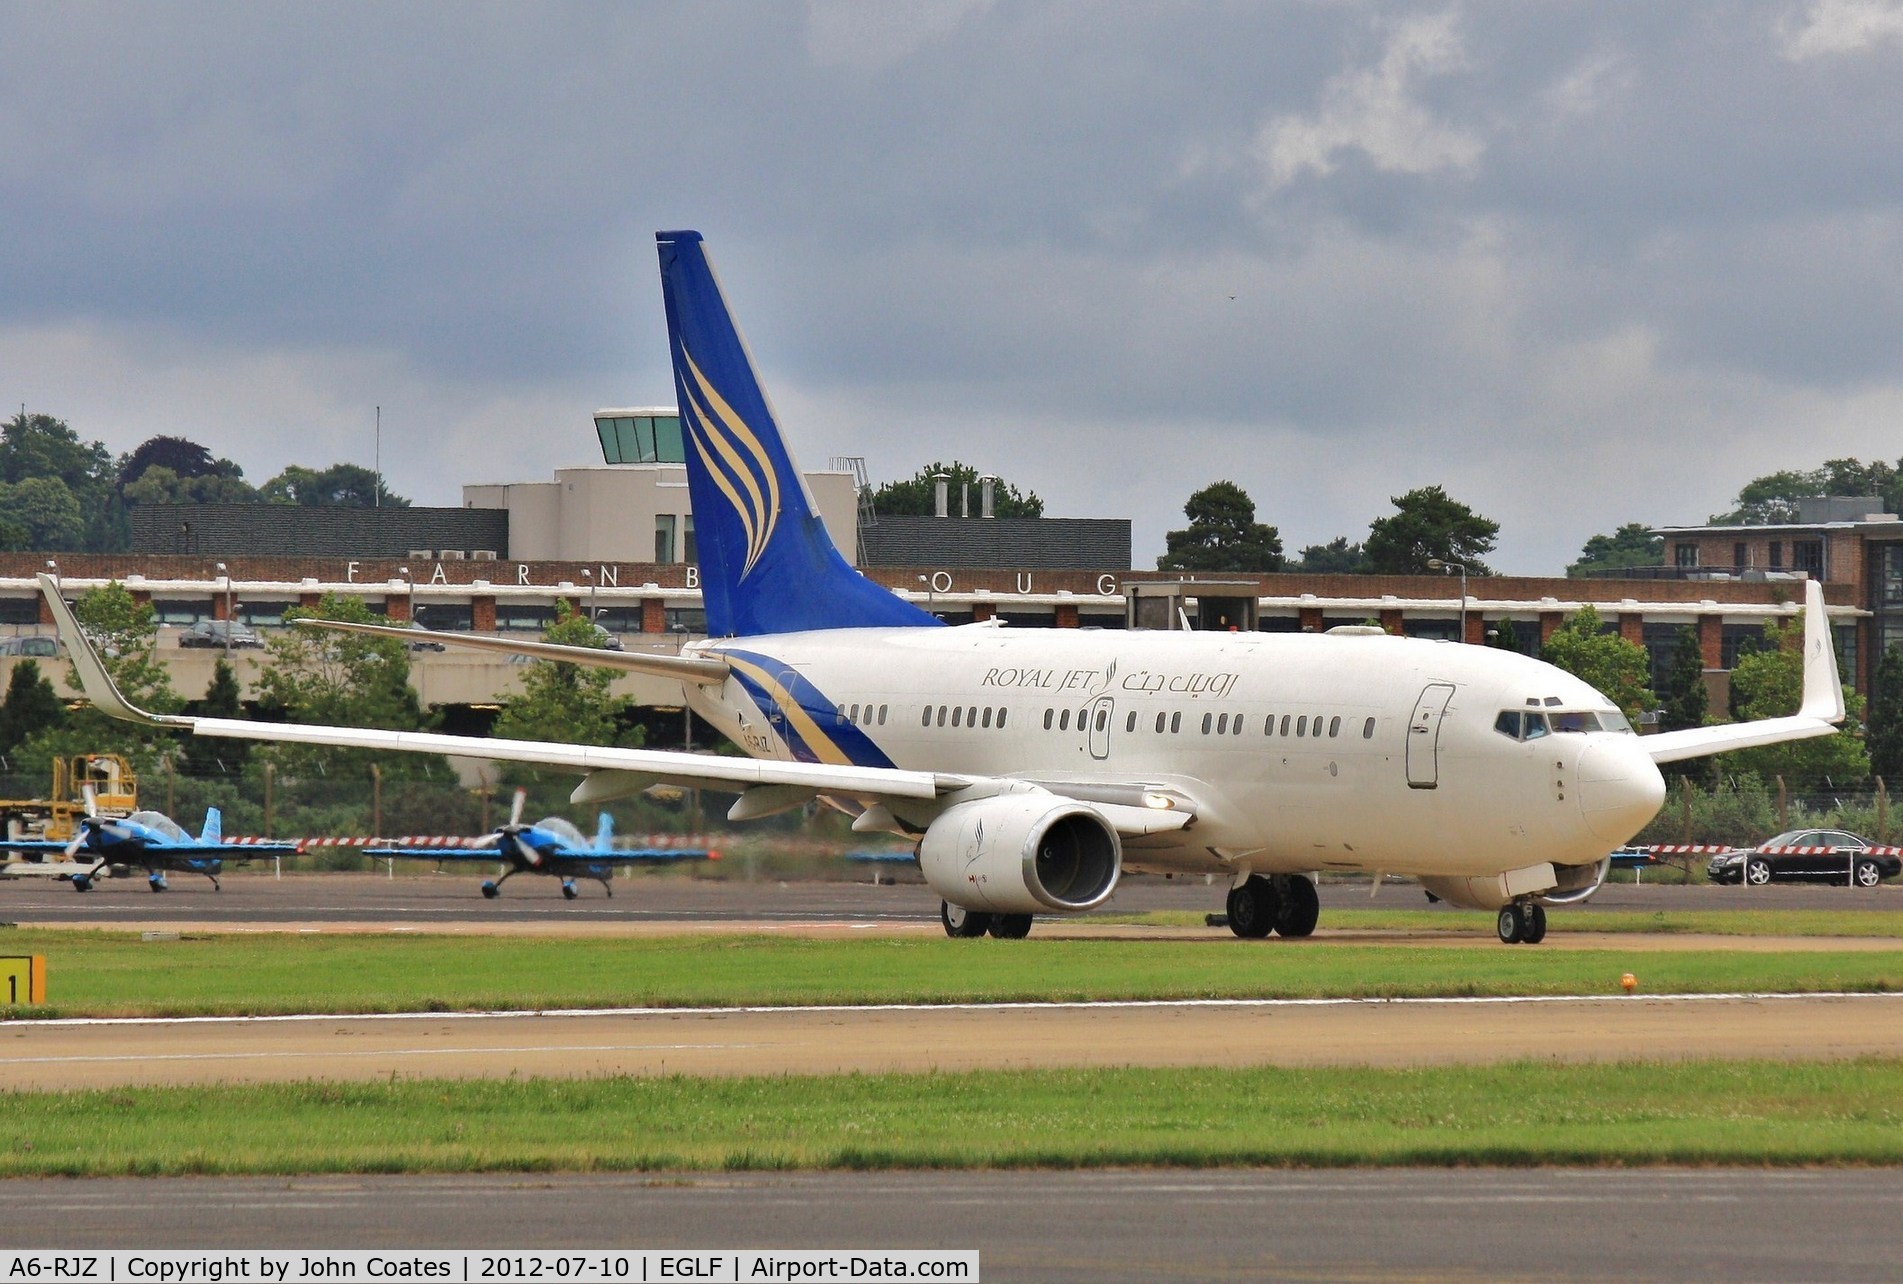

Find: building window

[654,514,677,564]
[414,604,473,631]
[1734,542,1748,571]
[1769,542,1783,570]
[1674,543,1699,569]
[495,603,555,632]
[1721,623,1766,669]
[152,598,213,626]
[594,413,686,464]
[1793,540,1824,577]
[682,516,697,565]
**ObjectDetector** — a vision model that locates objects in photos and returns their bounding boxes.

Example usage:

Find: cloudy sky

[7,1,1903,573]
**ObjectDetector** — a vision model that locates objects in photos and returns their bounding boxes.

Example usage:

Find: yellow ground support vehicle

[0,754,139,847]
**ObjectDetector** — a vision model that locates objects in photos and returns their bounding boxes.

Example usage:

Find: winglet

[1798,576,1846,723]
[36,573,188,729]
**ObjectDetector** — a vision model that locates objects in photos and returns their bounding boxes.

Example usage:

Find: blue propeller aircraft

[364,789,715,899]
[0,790,298,892]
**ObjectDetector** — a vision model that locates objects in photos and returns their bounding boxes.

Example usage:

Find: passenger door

[1406,683,1457,789]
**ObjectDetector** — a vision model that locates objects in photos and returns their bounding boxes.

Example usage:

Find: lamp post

[917,573,935,615]
[215,562,231,657]
[1426,557,1467,643]
[398,566,412,625]
[581,567,597,623]
[44,559,58,598]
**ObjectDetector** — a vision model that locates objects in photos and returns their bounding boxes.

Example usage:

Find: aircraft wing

[0,840,72,853]
[294,618,731,686]
[39,575,1193,841]
[363,846,508,862]
[1642,578,1848,764]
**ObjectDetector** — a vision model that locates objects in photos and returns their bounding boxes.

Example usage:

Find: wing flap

[296,618,731,685]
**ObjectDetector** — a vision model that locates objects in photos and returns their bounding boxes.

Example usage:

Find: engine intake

[918,795,1121,914]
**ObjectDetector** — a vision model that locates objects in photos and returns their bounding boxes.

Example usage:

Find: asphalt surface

[3,866,1898,927]
[3,1169,1900,1281]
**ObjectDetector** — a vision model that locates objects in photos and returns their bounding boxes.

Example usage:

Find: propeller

[493,788,542,866]
[63,785,101,858]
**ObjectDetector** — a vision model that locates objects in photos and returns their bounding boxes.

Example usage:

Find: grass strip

[3,929,1902,1018]
[5,1060,1903,1175]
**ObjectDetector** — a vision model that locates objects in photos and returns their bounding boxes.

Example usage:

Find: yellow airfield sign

[2,955,46,1005]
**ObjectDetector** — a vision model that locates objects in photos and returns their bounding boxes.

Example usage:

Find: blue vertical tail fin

[199,808,222,845]
[656,230,942,637]
[595,812,615,851]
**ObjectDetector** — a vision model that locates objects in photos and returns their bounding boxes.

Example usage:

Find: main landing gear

[1226,874,1320,940]
[940,901,1034,939]
[1496,901,1547,945]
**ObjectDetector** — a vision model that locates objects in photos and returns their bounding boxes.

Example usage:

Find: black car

[1707,829,1900,888]
[178,619,263,649]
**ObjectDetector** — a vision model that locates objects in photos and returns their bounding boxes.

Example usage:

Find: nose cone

[1577,739,1667,843]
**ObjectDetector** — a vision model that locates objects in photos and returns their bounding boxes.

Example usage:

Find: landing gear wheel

[1854,859,1882,888]
[989,914,1033,939]
[1744,858,1772,886]
[1496,905,1524,945]
[148,876,166,893]
[1520,903,1547,944]
[941,900,993,938]
[1273,876,1320,938]
[480,881,500,899]
[1226,876,1278,939]
[70,874,92,893]
[561,882,578,900]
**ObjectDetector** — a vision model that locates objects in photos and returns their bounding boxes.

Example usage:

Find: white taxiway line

[8,989,1900,1030]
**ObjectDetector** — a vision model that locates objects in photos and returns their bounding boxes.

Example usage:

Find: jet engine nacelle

[1419,858,1609,910]
[917,795,1121,915]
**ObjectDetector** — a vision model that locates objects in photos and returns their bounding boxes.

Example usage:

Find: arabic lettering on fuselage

[980,667,1240,700]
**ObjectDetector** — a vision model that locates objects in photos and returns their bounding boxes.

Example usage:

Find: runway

[3,1168,1900,1281]
[7,992,1902,1088]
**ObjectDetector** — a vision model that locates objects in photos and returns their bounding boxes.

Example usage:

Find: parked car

[0,636,59,658]
[1708,829,1900,888]
[403,621,448,652]
[587,622,626,652]
[178,619,263,649]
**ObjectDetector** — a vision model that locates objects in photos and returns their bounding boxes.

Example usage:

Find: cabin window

[952,707,963,728]
[850,703,861,723]
[997,708,1007,729]
[937,706,948,728]
[1311,715,1323,738]
[1328,716,1341,737]
[1280,715,1292,736]
[1202,713,1213,735]
[1060,709,1071,731]
[982,708,992,729]
[1126,711,1137,733]
[1044,709,1054,731]
[921,707,932,727]
[1170,712,1182,734]
[1156,712,1167,733]
[1234,716,1244,736]
[1362,717,1376,739]
[879,705,889,725]
[1296,715,1308,736]
[969,706,979,728]
[1215,713,1228,735]
[1096,708,1108,732]
[835,705,846,726]
[1264,715,1274,735]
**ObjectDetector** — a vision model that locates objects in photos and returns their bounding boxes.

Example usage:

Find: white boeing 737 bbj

[42,230,1850,944]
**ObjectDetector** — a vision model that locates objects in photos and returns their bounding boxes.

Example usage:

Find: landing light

[1141,793,1174,810]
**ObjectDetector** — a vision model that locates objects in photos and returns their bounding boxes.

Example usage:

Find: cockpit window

[1550,711,1601,734]
[1496,710,1550,741]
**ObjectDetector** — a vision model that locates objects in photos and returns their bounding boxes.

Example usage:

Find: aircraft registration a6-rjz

[42,230,1849,944]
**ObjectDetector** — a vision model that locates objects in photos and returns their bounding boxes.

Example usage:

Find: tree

[1292,537,1369,574]
[0,477,87,548]
[0,660,64,765]
[182,657,249,777]
[1658,627,1708,733]
[122,465,260,506]
[120,436,222,486]
[1867,646,1903,787]
[254,593,435,779]
[491,602,632,748]
[1363,486,1498,576]
[1567,523,1664,577]
[870,461,1042,518]
[1725,619,1867,790]
[1539,606,1655,726]
[1156,481,1285,572]
[261,463,408,508]
[0,411,124,552]
[1710,457,1903,525]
